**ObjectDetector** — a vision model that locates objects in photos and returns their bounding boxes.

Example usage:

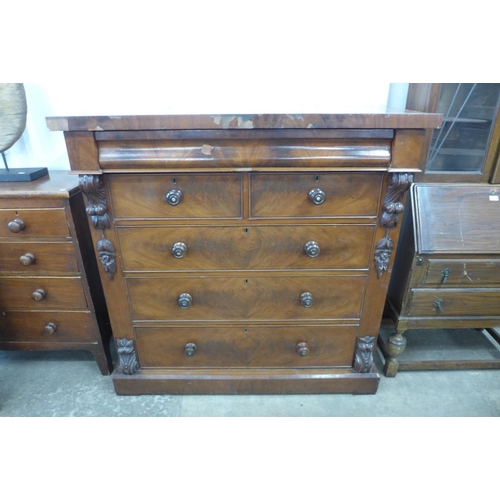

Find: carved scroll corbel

[353,336,376,373]
[116,339,140,375]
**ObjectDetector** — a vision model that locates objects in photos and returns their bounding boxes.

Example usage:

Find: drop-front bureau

[47,112,442,395]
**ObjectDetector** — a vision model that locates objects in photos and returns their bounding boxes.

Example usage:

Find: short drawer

[127,275,366,321]
[408,288,500,317]
[109,174,242,219]
[421,259,500,286]
[117,224,375,271]
[0,242,78,274]
[135,325,358,368]
[250,172,383,218]
[0,311,97,343]
[0,208,70,237]
[0,277,88,310]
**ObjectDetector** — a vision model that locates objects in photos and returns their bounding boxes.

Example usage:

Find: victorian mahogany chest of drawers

[0,171,113,374]
[47,112,441,394]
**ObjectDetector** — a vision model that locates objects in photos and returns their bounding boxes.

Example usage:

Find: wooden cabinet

[47,112,441,395]
[381,183,500,376]
[0,172,113,374]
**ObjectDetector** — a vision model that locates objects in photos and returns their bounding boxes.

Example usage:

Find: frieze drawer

[420,259,500,287]
[0,208,70,237]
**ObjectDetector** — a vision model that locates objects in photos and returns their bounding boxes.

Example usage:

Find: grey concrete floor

[1,326,500,417]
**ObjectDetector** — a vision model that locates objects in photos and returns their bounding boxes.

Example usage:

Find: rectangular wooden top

[0,170,78,198]
[46,109,443,132]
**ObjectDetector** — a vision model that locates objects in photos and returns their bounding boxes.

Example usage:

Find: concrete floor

[1,325,500,417]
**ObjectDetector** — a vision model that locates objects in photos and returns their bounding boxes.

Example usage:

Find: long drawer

[135,325,358,368]
[117,224,375,271]
[0,208,70,237]
[127,275,366,321]
[421,258,500,286]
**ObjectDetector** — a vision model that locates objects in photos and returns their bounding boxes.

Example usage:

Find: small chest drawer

[135,325,358,368]
[250,172,383,218]
[421,259,500,286]
[127,275,366,321]
[0,277,88,310]
[0,209,70,238]
[118,224,375,271]
[0,242,78,274]
[109,174,242,219]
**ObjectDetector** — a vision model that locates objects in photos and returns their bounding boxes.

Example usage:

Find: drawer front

[127,275,366,321]
[408,289,500,317]
[0,277,88,310]
[250,172,383,218]
[118,224,375,271]
[0,209,70,237]
[136,325,358,368]
[422,259,500,286]
[109,174,242,219]
[0,311,96,343]
[0,242,78,274]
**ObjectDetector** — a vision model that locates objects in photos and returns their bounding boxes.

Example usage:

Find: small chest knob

[43,322,57,335]
[172,242,187,259]
[304,241,320,258]
[32,289,46,301]
[184,342,197,357]
[8,218,25,233]
[166,189,183,206]
[434,299,444,313]
[300,292,314,308]
[441,268,451,284]
[309,188,325,205]
[178,293,192,309]
[296,342,310,356]
[19,253,36,266]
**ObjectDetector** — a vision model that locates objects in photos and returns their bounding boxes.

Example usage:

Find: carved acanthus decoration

[380,173,413,229]
[79,174,110,230]
[353,336,376,373]
[97,237,117,280]
[117,339,140,375]
[374,236,394,279]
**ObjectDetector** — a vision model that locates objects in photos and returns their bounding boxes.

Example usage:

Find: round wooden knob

[300,292,314,308]
[43,322,57,335]
[172,242,187,258]
[166,189,183,206]
[178,293,192,309]
[309,188,325,205]
[184,342,197,357]
[31,289,46,301]
[19,252,36,266]
[304,241,320,258]
[296,342,309,356]
[8,218,25,233]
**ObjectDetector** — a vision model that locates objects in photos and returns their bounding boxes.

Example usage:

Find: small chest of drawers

[0,172,113,374]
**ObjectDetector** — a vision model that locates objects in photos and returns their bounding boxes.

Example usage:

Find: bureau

[381,183,500,376]
[0,171,113,374]
[47,112,441,394]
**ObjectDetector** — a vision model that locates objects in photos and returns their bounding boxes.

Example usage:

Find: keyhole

[244,329,248,333]
[315,175,319,182]
[245,279,248,284]
[15,211,19,216]
[172,178,176,184]
[244,228,249,234]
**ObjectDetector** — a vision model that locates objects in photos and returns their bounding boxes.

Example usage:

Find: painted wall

[3,83,409,171]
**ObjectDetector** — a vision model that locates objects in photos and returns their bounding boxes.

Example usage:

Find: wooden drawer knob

[309,188,325,205]
[434,299,444,313]
[19,252,36,266]
[296,341,309,356]
[172,242,187,258]
[178,293,192,309]
[304,241,320,258]
[300,292,314,308]
[441,268,451,283]
[166,189,183,206]
[31,289,46,301]
[8,218,25,233]
[43,322,57,335]
[184,342,197,357]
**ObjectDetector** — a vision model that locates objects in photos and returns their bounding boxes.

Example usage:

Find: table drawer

[118,224,375,271]
[136,325,358,368]
[127,275,366,321]
[0,311,96,343]
[109,174,242,219]
[0,242,78,274]
[0,208,70,237]
[421,259,500,286]
[250,172,383,218]
[0,277,88,310]
[408,288,500,317]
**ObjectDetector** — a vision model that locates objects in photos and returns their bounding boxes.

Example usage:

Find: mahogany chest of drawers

[0,171,113,374]
[47,112,441,394]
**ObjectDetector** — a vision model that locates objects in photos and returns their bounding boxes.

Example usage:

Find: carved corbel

[116,339,140,375]
[96,237,117,280]
[353,336,376,373]
[79,174,110,230]
[374,236,394,279]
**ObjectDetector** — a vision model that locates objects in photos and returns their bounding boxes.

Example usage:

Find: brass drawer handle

[166,189,183,206]
[296,341,309,356]
[32,289,46,301]
[178,293,192,309]
[300,292,314,308]
[309,188,325,205]
[441,268,451,283]
[19,253,36,266]
[172,242,187,259]
[434,299,444,313]
[304,241,320,258]
[8,218,25,233]
[184,342,197,357]
[43,322,57,335]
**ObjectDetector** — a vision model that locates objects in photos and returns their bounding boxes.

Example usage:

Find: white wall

[4,82,409,171]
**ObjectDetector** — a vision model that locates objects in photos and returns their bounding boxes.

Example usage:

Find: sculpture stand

[0,152,48,182]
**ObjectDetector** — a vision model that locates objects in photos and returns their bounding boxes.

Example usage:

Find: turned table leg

[384,329,407,377]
